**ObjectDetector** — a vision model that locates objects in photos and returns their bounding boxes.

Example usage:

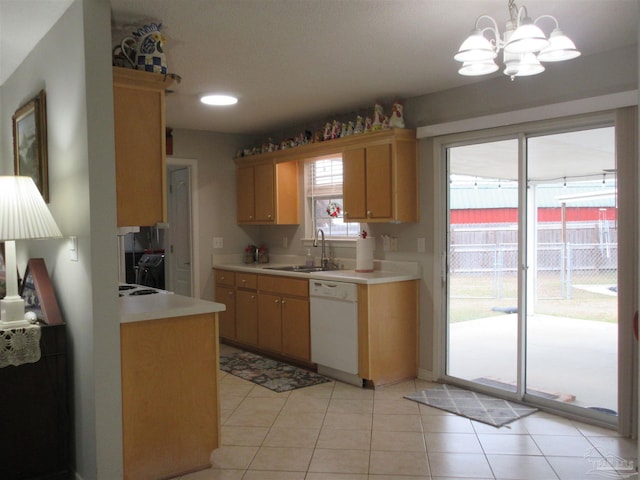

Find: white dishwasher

[309,279,361,386]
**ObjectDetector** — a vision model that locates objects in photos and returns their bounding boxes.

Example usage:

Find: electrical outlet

[417,237,425,253]
[213,237,223,249]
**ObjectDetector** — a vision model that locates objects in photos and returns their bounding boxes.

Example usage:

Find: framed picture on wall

[20,258,62,325]
[13,90,49,202]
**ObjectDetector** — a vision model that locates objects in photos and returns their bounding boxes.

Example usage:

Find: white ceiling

[2,0,638,137]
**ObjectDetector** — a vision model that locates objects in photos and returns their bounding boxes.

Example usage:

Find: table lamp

[0,176,62,328]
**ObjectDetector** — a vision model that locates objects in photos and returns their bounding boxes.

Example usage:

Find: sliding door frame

[433,110,636,433]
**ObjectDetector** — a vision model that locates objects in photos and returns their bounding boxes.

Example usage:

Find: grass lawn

[449,271,617,323]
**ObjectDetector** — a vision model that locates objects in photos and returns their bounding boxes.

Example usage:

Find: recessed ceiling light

[200,94,238,106]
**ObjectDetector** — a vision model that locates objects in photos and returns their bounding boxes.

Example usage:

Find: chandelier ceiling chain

[454,0,581,80]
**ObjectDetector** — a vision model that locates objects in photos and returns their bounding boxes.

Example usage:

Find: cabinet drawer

[258,275,308,298]
[236,273,257,289]
[214,269,235,287]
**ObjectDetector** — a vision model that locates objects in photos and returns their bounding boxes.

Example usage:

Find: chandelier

[454,0,580,80]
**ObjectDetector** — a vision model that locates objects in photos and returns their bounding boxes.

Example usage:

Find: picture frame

[13,90,49,202]
[20,258,62,325]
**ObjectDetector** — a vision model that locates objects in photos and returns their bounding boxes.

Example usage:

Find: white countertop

[120,293,226,324]
[213,256,421,285]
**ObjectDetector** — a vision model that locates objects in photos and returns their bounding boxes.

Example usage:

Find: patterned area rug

[219,351,331,393]
[405,384,538,428]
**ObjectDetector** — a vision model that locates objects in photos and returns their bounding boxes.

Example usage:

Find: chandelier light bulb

[537,28,581,62]
[459,59,500,76]
[454,29,498,62]
[504,18,549,54]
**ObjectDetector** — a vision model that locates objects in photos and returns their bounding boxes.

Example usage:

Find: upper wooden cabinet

[236,161,299,224]
[343,129,417,223]
[113,67,174,227]
[235,128,417,225]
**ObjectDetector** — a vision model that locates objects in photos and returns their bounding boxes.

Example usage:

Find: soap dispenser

[305,249,314,267]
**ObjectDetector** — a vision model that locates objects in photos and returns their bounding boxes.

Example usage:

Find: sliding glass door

[447,138,521,394]
[445,124,618,424]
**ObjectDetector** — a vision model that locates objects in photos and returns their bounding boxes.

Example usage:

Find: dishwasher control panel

[309,280,358,302]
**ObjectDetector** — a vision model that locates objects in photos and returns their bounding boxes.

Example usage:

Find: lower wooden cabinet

[214,269,310,363]
[213,269,418,382]
[281,296,310,361]
[216,285,236,339]
[121,314,220,480]
[257,293,283,352]
[236,289,258,346]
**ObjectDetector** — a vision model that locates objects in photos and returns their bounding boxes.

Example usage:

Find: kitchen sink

[264,265,330,273]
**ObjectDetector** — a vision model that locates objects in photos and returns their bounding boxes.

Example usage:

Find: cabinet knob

[251,295,255,300]
[249,215,253,220]
[227,291,233,297]
[241,279,246,284]
[282,300,286,305]
[275,299,280,304]
[367,210,372,217]
[344,211,349,217]
[220,276,225,281]
[268,214,272,219]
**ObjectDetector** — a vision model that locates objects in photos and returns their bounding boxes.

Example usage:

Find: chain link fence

[450,242,618,300]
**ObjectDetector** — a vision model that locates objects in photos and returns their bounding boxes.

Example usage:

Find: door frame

[432,110,636,432]
[166,157,200,297]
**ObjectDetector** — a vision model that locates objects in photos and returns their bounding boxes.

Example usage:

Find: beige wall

[170,128,252,300]
[0,1,121,477]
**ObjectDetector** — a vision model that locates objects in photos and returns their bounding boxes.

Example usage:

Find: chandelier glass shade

[454,1,580,79]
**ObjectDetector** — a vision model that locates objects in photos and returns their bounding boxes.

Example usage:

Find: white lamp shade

[504,19,550,54]
[458,59,499,76]
[454,29,497,62]
[503,52,545,77]
[537,28,581,62]
[0,176,62,241]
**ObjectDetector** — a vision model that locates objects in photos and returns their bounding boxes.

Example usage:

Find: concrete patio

[449,314,618,412]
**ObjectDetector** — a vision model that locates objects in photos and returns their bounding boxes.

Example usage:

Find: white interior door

[168,166,192,296]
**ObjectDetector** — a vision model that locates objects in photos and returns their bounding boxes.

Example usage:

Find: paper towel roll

[356,237,374,272]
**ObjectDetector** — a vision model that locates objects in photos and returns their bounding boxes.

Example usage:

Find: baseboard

[417,368,435,382]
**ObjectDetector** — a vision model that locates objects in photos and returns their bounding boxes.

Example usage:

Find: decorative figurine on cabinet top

[389,101,405,128]
[371,103,385,131]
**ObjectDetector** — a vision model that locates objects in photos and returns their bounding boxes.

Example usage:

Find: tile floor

[181,346,637,480]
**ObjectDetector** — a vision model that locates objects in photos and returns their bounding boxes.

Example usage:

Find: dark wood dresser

[0,323,70,479]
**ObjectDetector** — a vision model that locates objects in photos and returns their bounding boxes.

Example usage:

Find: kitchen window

[305,156,360,239]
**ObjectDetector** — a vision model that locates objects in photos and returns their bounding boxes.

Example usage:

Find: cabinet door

[236,166,256,223]
[254,163,275,222]
[342,148,367,221]
[215,286,236,340]
[365,143,393,219]
[113,69,169,227]
[258,293,282,352]
[236,290,258,346]
[281,297,310,361]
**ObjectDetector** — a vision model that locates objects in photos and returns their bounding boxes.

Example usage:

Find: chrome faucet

[313,228,327,269]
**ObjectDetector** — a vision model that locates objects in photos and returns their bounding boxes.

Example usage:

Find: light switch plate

[417,237,425,253]
[213,237,223,249]
[69,236,78,261]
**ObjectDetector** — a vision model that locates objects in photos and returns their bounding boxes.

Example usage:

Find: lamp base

[0,318,32,329]
[0,295,29,328]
